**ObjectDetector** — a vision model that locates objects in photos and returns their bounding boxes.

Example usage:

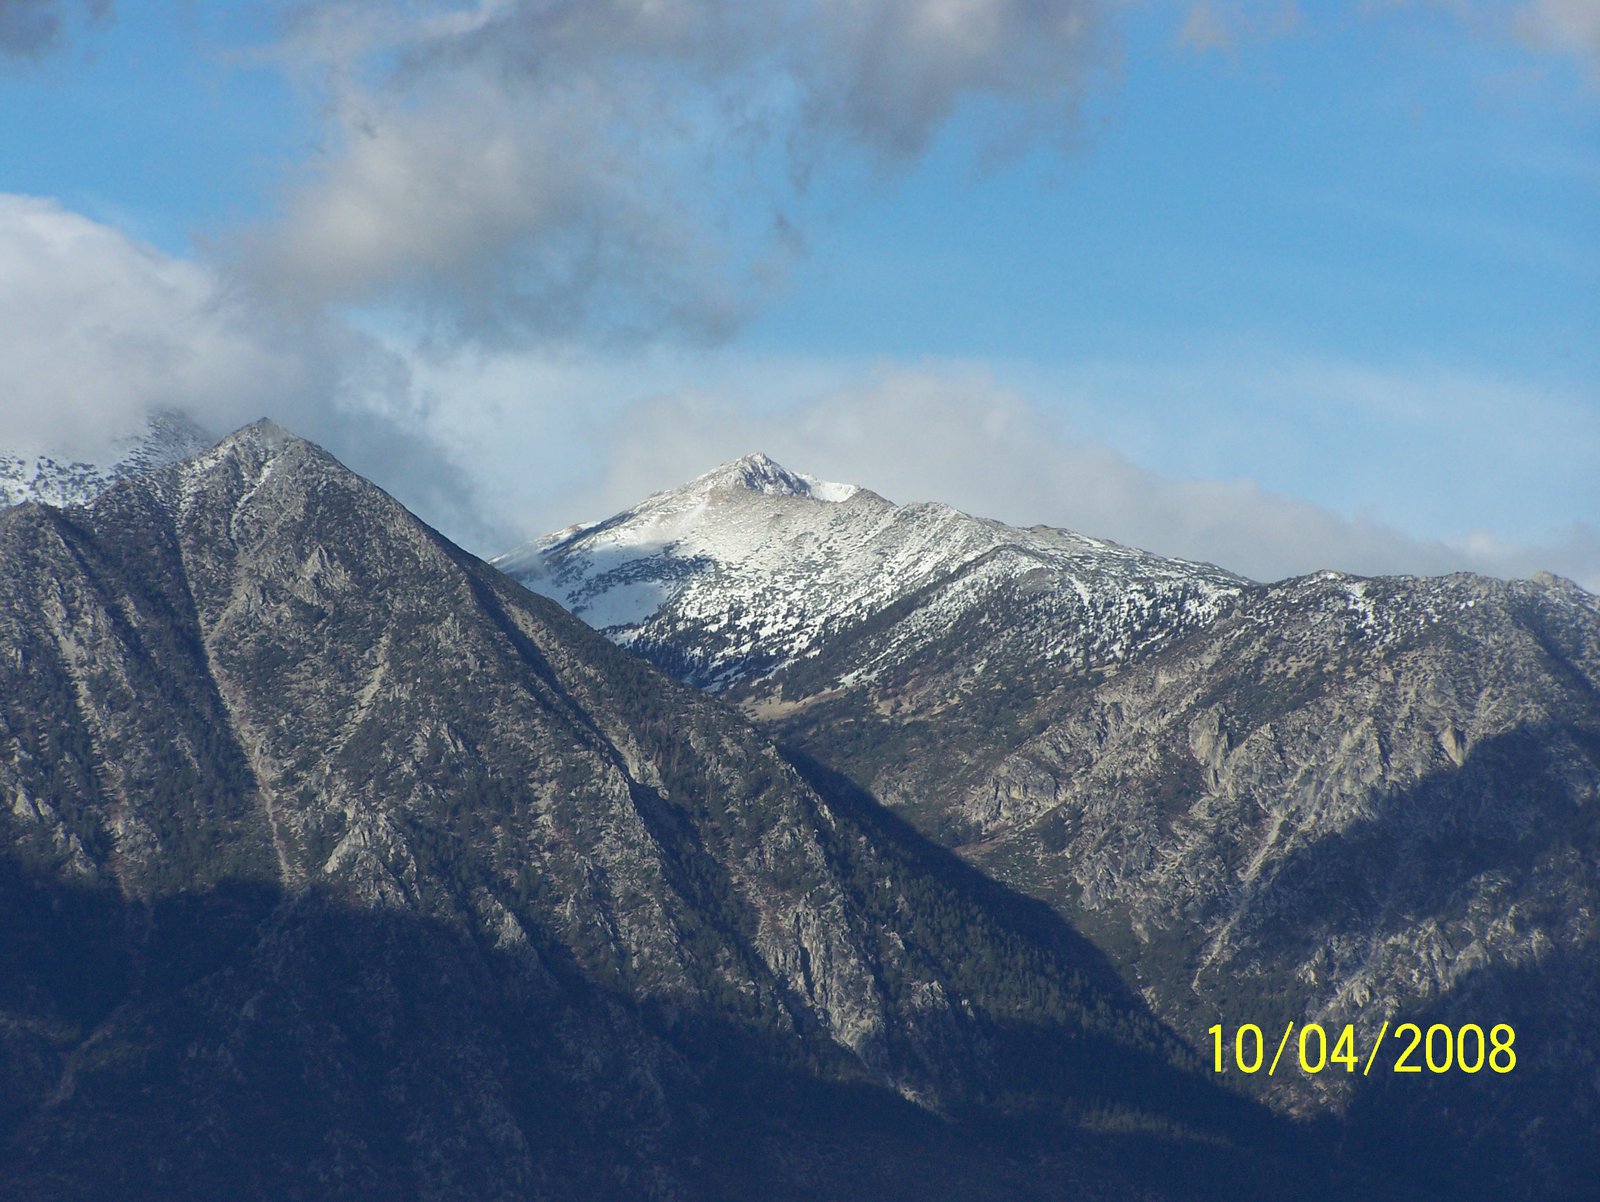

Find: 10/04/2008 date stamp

[1208,1022,1516,1076]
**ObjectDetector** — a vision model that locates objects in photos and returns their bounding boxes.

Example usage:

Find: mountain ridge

[498,452,1600,1200]
[1,425,1343,1200]
[495,452,1246,695]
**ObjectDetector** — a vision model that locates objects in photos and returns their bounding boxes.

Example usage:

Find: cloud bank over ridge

[0,1,1593,593]
[574,367,1600,591]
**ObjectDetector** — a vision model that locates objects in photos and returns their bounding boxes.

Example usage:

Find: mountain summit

[687,451,860,501]
[494,453,1242,696]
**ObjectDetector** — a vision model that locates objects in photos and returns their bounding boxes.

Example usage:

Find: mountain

[0,425,1351,1201]
[963,567,1600,1198]
[0,410,213,509]
[495,453,1246,839]
[497,452,1242,693]
[500,454,1600,1200]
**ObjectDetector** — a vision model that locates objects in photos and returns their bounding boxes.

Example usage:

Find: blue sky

[1,1,1596,586]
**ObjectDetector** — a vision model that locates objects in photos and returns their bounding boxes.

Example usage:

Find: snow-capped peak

[495,452,865,579]
[684,452,859,503]
[495,453,1246,693]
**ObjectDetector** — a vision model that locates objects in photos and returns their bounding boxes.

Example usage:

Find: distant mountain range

[1,425,1365,1201]
[499,452,1600,1201]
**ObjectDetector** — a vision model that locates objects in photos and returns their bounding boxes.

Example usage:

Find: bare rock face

[0,424,1332,1201]
[505,459,1600,1201]
[961,570,1600,1193]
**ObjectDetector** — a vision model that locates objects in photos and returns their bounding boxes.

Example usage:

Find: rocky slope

[0,425,1345,1201]
[503,456,1600,1200]
[496,453,1246,839]
[0,410,212,509]
[964,568,1600,1198]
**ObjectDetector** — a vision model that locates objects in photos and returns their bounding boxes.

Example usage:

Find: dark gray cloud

[0,0,108,60]
[238,0,1107,345]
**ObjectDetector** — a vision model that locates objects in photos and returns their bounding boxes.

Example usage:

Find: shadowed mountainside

[0,424,1386,1200]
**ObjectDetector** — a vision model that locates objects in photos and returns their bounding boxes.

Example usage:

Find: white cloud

[566,364,1600,591]
[1038,350,1600,548]
[4,198,1591,592]
[0,194,504,547]
[242,69,756,343]
[233,0,1599,351]
[0,194,310,457]
[5,7,1592,596]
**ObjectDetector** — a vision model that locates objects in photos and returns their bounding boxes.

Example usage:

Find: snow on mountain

[0,410,214,509]
[493,452,1248,693]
